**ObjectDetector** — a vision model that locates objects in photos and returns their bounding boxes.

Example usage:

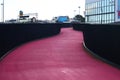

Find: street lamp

[78,6,80,15]
[1,0,4,22]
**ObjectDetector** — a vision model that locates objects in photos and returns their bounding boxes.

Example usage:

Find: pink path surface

[0,28,120,80]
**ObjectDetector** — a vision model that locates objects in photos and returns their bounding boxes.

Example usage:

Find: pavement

[0,28,120,80]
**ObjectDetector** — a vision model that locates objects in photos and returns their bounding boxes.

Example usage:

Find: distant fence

[73,23,120,66]
[0,23,61,58]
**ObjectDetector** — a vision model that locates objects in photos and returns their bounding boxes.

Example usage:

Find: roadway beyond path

[0,28,120,80]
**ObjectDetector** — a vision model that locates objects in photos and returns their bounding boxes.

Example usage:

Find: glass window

[100,8,102,13]
[90,9,92,14]
[85,10,86,15]
[102,14,105,21]
[107,6,110,12]
[100,15,102,21]
[109,0,115,5]
[97,15,99,21]
[98,8,100,14]
[88,4,90,9]
[88,4,91,9]
[109,14,111,20]
[104,14,106,21]
[89,16,91,21]
[112,19,115,22]
[110,14,112,20]
[101,7,103,13]
[106,0,109,6]
[86,4,88,9]
[85,5,87,10]
[98,15,100,21]
[92,3,94,9]
[85,11,87,15]
[99,8,101,14]
[92,9,94,14]
[95,8,97,14]
[85,0,115,24]
[111,5,115,12]
[98,1,101,7]
[85,17,87,22]
[112,13,115,20]
[109,6,112,12]
[87,10,88,15]
[90,3,92,9]
[95,15,97,22]
[95,2,97,8]
[93,2,95,8]
[102,0,105,7]
[88,10,90,15]
[104,0,107,6]
[96,1,98,8]
[93,9,94,14]
[102,7,105,13]
[96,15,97,21]
[87,16,89,22]
[97,8,99,14]
[105,7,107,13]
[105,15,107,22]
[95,9,97,14]
[93,16,95,22]
[107,14,109,21]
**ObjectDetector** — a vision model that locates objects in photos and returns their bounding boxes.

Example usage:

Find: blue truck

[56,16,70,23]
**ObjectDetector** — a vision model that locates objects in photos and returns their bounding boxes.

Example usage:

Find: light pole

[1,0,4,22]
[74,10,76,16]
[101,2,102,24]
[101,8,102,24]
[78,6,80,15]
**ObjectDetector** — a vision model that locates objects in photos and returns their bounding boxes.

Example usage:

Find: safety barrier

[0,23,61,58]
[59,23,72,28]
[73,23,120,66]
[72,23,90,31]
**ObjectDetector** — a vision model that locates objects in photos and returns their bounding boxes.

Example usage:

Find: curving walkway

[0,28,120,80]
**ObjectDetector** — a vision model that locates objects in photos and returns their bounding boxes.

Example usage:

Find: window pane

[111,5,114,12]
[102,0,105,7]
[107,6,110,12]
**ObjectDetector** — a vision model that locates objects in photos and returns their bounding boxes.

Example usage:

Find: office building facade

[85,0,120,24]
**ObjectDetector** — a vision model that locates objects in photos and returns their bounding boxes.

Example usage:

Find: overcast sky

[0,0,85,21]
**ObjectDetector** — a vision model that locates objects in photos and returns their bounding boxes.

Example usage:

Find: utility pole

[101,2,102,24]
[1,0,4,22]
[78,6,80,15]
[74,10,76,16]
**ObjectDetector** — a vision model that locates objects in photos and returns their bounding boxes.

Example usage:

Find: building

[85,0,120,24]
[18,11,38,23]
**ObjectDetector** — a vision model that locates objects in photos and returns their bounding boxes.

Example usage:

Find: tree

[74,15,85,22]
